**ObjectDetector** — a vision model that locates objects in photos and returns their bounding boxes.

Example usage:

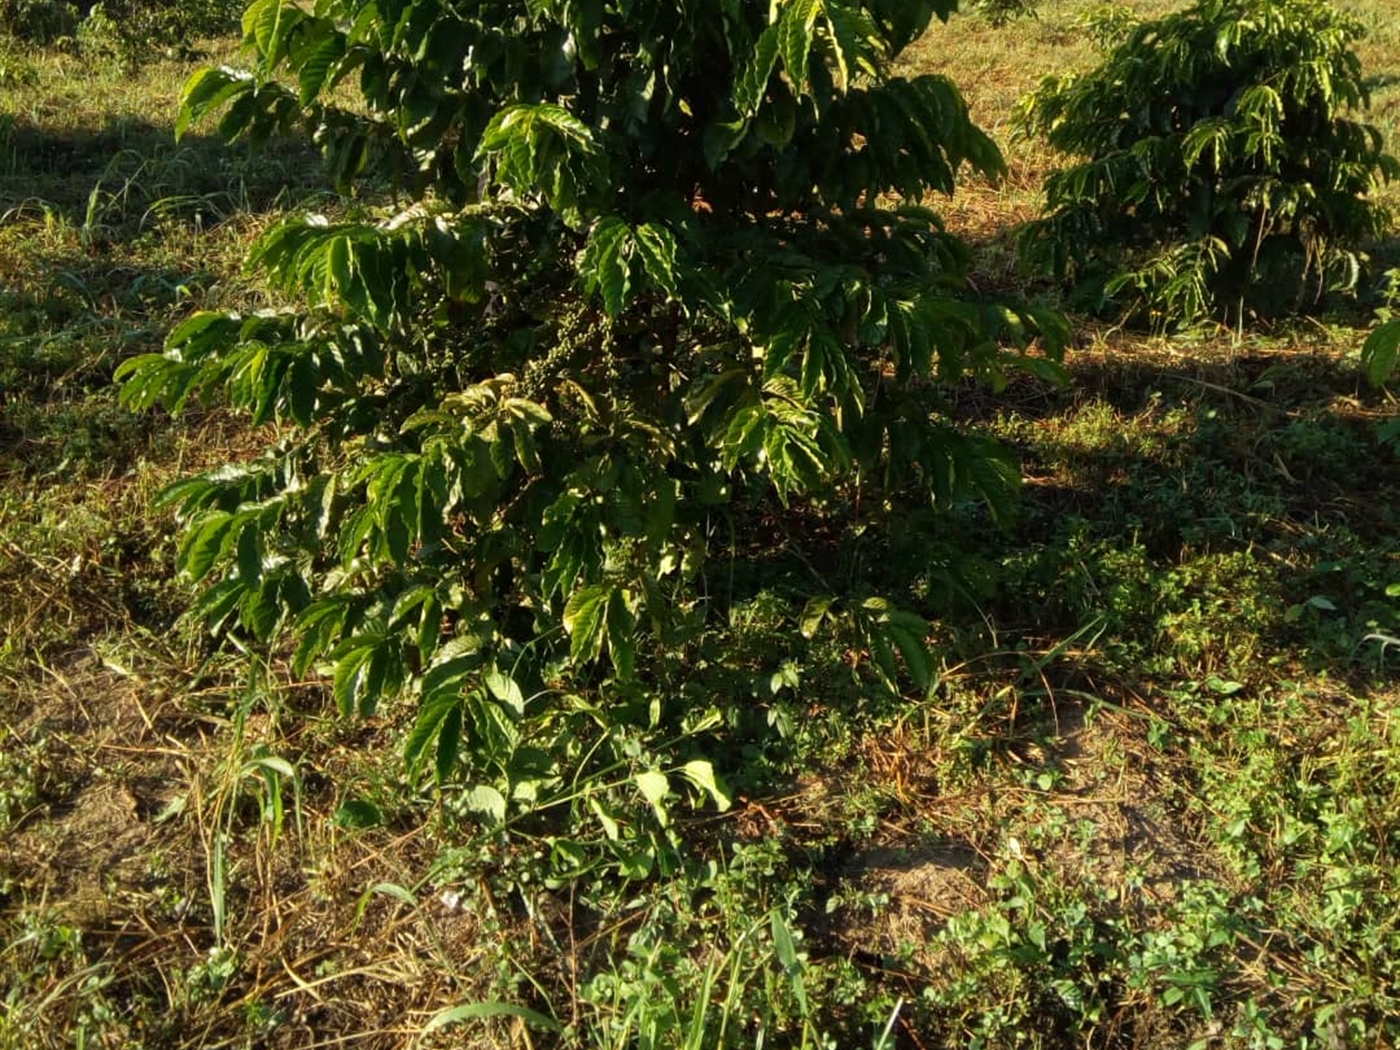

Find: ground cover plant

[2,1,1400,1048]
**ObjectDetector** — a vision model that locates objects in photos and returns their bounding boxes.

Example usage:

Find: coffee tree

[1016,0,1398,328]
[118,0,1062,822]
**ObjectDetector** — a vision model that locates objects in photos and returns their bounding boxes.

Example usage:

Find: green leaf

[605,586,636,681]
[406,691,464,777]
[632,222,679,298]
[679,760,732,811]
[243,752,295,779]
[153,475,218,516]
[190,577,245,633]
[800,595,834,639]
[292,598,351,677]
[703,115,749,168]
[870,631,899,691]
[178,512,229,583]
[887,622,934,693]
[476,102,598,209]
[634,769,670,825]
[176,66,255,139]
[613,843,655,880]
[423,1001,560,1035]
[779,0,823,96]
[483,667,526,717]
[236,521,262,584]
[736,24,782,115]
[590,797,621,840]
[367,882,418,907]
[282,353,316,425]
[770,909,809,1014]
[1363,320,1400,387]
[435,703,463,782]
[1206,676,1246,695]
[578,216,632,316]
[332,799,385,829]
[463,784,507,824]
[563,584,610,666]
[298,31,346,106]
[825,5,877,93]
[333,645,372,717]
[245,0,301,72]
[238,576,283,640]
[332,634,393,718]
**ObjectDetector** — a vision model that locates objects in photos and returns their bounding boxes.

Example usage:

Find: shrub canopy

[1017,0,1399,327]
[118,0,1063,814]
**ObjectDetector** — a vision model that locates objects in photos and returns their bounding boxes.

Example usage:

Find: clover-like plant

[117,0,1063,816]
[1017,0,1398,328]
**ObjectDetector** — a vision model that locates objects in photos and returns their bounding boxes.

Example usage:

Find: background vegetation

[2,1,1399,1048]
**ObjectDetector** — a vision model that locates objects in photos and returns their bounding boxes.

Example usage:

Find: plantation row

[120,0,1400,789]
[2,0,1399,1046]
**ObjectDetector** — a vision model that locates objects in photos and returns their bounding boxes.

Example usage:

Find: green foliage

[1071,2,1137,51]
[1016,0,1399,328]
[0,0,78,43]
[1362,270,1400,386]
[924,852,1266,1041]
[566,903,822,1050]
[0,0,242,61]
[78,0,245,62]
[9,14,1400,1049]
[965,0,1038,27]
[1362,318,1400,387]
[119,0,1064,806]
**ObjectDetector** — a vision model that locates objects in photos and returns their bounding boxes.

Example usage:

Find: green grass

[2,3,1400,1048]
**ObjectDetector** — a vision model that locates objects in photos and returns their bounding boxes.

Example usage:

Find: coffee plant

[117,0,1064,818]
[79,0,245,61]
[1016,0,1398,328]
[0,0,242,53]
[0,0,78,43]
[966,0,1038,27]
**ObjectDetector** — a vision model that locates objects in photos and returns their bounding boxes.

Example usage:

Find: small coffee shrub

[1016,0,1399,329]
[118,0,1066,801]
[967,0,1038,26]
[80,0,243,63]
[0,0,78,44]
